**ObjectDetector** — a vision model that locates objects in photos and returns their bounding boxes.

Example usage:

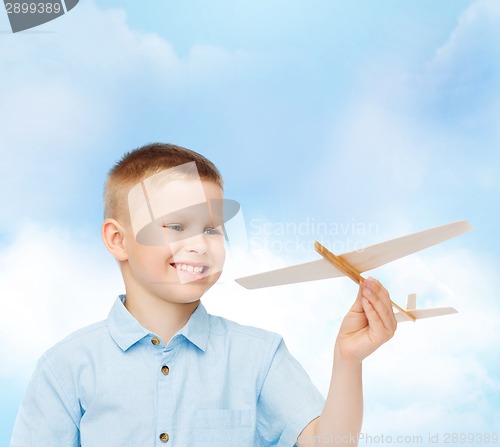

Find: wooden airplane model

[235,220,472,322]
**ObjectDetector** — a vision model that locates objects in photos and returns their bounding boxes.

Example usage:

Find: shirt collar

[107,295,209,352]
[176,299,209,352]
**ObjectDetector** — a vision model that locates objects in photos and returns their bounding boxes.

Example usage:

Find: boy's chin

[165,289,208,305]
[165,273,221,302]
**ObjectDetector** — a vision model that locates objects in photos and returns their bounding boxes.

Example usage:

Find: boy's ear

[102,218,129,261]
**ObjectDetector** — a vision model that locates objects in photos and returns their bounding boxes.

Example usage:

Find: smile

[170,263,209,274]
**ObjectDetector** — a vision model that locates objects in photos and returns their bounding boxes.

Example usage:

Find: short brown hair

[104,143,223,224]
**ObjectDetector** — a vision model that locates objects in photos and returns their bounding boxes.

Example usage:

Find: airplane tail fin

[406,293,417,310]
[395,293,458,323]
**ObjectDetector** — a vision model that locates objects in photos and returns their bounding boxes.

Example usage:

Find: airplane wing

[235,258,345,289]
[395,307,458,323]
[235,220,472,289]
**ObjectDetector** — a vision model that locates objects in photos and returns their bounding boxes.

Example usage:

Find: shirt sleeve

[9,355,81,447]
[256,334,325,447]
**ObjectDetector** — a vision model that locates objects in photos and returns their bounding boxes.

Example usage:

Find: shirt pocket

[192,408,256,446]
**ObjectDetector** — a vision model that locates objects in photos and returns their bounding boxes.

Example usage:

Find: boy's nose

[183,232,209,254]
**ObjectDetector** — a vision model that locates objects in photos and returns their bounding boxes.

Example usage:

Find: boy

[10,143,397,447]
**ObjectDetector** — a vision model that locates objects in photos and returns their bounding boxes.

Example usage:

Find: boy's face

[124,175,226,304]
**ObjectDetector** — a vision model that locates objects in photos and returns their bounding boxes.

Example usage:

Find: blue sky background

[1,1,499,445]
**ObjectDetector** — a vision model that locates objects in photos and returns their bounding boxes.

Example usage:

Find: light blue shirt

[10,295,325,447]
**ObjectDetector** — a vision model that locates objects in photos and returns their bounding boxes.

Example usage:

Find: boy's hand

[334,277,397,364]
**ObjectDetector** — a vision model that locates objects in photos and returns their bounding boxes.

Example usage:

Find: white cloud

[424,0,500,136]
[323,99,427,193]
[432,0,500,69]
[0,223,123,379]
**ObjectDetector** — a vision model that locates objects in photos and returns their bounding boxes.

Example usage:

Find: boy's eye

[161,224,222,236]
[204,227,222,236]
[163,224,183,232]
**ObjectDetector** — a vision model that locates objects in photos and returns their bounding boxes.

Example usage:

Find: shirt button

[151,337,160,346]
[161,365,170,375]
[159,432,169,443]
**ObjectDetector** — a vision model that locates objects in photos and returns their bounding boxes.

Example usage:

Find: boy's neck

[124,292,200,346]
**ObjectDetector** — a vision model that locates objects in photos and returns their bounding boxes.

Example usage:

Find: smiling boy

[109,160,228,345]
[10,143,397,447]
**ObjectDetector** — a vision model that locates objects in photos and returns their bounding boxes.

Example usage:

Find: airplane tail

[395,293,458,323]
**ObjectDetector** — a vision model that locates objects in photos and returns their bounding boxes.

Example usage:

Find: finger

[368,278,398,330]
[361,296,386,339]
[366,277,390,304]
[350,286,364,313]
[362,278,397,332]
[366,279,397,332]
[362,296,396,345]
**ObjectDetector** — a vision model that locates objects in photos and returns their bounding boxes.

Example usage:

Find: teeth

[174,263,205,274]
